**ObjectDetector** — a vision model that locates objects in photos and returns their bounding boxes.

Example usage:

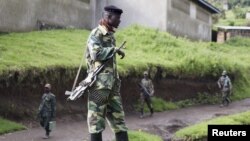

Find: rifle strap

[72,53,85,91]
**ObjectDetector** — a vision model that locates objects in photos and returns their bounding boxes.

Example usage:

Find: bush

[136,97,179,113]
[233,8,247,19]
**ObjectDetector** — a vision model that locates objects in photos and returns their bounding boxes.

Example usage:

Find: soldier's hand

[115,48,125,59]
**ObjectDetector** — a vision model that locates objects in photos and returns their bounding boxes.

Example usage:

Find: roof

[191,0,221,14]
[217,26,250,30]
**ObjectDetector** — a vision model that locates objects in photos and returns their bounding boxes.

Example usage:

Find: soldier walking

[38,83,56,139]
[217,70,232,107]
[85,5,128,141]
[139,71,154,118]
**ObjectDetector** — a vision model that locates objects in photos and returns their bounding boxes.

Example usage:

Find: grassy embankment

[0,117,26,135]
[173,111,250,140]
[1,25,250,135]
[1,25,250,107]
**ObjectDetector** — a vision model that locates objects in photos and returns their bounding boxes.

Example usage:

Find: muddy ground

[1,98,250,141]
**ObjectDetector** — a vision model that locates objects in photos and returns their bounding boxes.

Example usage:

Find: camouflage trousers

[140,94,153,113]
[40,114,52,135]
[87,79,128,134]
[221,90,231,106]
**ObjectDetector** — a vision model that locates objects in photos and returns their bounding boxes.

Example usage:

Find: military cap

[143,71,148,75]
[222,70,227,75]
[104,5,123,15]
[44,83,51,90]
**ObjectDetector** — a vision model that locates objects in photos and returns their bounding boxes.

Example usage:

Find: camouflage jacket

[141,78,154,96]
[217,75,232,92]
[85,25,119,90]
[38,92,56,117]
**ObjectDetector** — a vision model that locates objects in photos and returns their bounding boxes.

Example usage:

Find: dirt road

[1,98,250,141]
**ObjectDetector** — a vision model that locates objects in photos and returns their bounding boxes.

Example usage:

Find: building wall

[105,0,167,31]
[217,29,250,43]
[166,0,212,41]
[94,0,213,41]
[0,0,214,41]
[0,0,91,32]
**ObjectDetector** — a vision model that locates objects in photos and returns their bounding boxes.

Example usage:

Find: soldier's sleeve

[217,77,221,88]
[38,95,44,112]
[87,30,114,61]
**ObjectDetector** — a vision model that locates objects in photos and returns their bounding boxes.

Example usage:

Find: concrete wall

[217,29,250,43]
[1,0,213,41]
[166,0,212,41]
[94,0,213,41]
[0,0,91,32]
[92,0,167,31]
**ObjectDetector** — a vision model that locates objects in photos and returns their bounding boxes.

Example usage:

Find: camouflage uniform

[38,92,56,137]
[217,71,232,106]
[85,25,128,134]
[140,75,154,117]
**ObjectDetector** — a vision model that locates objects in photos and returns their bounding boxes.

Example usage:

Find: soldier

[139,71,154,118]
[38,83,56,139]
[85,5,128,141]
[217,70,232,107]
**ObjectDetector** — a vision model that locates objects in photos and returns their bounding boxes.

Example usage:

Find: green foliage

[0,117,26,135]
[175,99,195,108]
[228,0,250,9]
[208,0,250,9]
[226,36,250,47]
[152,97,179,112]
[194,92,220,105]
[128,130,163,141]
[229,20,235,26]
[0,29,89,73]
[136,97,179,113]
[1,26,250,103]
[232,8,247,19]
[174,111,250,140]
[175,93,220,108]
[216,7,250,26]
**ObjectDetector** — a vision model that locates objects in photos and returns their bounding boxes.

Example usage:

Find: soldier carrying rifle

[38,83,56,139]
[138,71,154,118]
[84,5,128,141]
[217,70,232,107]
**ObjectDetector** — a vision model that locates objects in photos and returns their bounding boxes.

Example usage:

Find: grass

[136,97,179,113]
[0,117,26,135]
[1,25,250,102]
[173,111,250,140]
[128,130,163,141]
[216,8,250,26]
[0,29,89,73]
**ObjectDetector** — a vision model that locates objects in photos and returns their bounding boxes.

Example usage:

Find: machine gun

[138,83,151,98]
[65,41,126,100]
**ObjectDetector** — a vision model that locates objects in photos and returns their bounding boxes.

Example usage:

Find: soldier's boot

[90,132,102,141]
[115,131,128,141]
[140,108,144,118]
[43,127,50,139]
[150,108,154,117]
[226,97,231,103]
[42,133,49,139]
